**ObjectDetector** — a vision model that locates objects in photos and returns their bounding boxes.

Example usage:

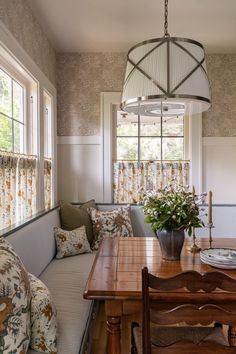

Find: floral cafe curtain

[0,155,18,230]
[0,153,37,230]
[113,161,190,204]
[17,157,37,222]
[44,158,52,210]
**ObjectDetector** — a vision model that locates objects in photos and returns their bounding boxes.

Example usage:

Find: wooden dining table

[83,236,236,354]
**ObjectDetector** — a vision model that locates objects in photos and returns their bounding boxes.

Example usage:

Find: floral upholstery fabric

[54,226,91,259]
[89,206,134,250]
[29,273,57,354]
[0,237,31,353]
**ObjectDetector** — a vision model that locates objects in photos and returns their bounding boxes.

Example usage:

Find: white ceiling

[27,0,236,53]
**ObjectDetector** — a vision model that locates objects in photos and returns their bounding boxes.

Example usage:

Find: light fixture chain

[164,0,169,37]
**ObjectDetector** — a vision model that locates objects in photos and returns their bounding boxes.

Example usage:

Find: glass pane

[162,137,184,160]
[0,114,12,151]
[116,111,138,136]
[162,115,184,136]
[13,80,24,122]
[0,69,12,117]
[14,121,24,153]
[140,138,161,160]
[116,137,138,160]
[140,115,161,136]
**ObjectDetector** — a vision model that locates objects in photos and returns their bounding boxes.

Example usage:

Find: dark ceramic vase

[156,228,185,261]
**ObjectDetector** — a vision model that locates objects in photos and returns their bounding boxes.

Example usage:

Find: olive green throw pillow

[59,200,97,245]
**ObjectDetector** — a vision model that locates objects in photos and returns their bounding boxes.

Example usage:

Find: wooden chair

[131,267,236,354]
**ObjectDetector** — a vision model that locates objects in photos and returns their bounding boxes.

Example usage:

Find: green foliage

[141,183,204,236]
[116,137,138,160]
[116,117,184,161]
[0,69,23,152]
[0,114,12,150]
[0,68,11,116]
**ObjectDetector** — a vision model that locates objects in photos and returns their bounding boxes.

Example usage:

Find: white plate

[200,248,236,269]
[200,258,236,269]
[200,248,236,262]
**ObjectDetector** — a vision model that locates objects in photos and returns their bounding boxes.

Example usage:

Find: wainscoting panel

[195,205,236,238]
[203,137,236,204]
[57,136,103,202]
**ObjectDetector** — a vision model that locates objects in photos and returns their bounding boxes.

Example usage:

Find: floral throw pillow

[89,206,134,250]
[54,225,91,259]
[29,273,57,354]
[0,237,31,353]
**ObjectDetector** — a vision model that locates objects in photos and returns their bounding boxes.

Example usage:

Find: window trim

[101,92,202,203]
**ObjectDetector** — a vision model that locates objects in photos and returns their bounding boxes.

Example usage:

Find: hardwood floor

[90,302,141,354]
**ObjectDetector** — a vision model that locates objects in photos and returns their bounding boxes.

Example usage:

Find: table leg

[105,300,122,354]
[228,326,236,346]
[107,316,121,354]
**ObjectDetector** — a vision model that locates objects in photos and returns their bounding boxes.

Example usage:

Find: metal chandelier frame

[121,0,211,116]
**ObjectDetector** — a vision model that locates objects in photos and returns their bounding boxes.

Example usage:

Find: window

[0,68,24,153]
[0,39,56,231]
[0,63,38,230]
[102,92,201,204]
[113,110,189,203]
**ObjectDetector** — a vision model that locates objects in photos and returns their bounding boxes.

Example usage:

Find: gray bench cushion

[28,252,96,354]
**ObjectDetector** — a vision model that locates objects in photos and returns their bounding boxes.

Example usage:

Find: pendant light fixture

[121,0,211,116]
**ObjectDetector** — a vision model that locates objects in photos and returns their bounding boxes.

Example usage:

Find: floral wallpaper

[57,52,236,137]
[0,2,235,136]
[57,52,126,136]
[0,0,56,85]
[203,54,236,137]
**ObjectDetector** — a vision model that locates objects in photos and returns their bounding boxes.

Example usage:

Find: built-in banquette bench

[4,204,154,354]
[4,203,234,354]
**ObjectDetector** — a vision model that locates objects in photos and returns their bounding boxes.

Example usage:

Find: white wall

[195,205,236,238]
[203,137,236,203]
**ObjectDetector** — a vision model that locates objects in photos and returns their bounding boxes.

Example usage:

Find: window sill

[0,205,59,238]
